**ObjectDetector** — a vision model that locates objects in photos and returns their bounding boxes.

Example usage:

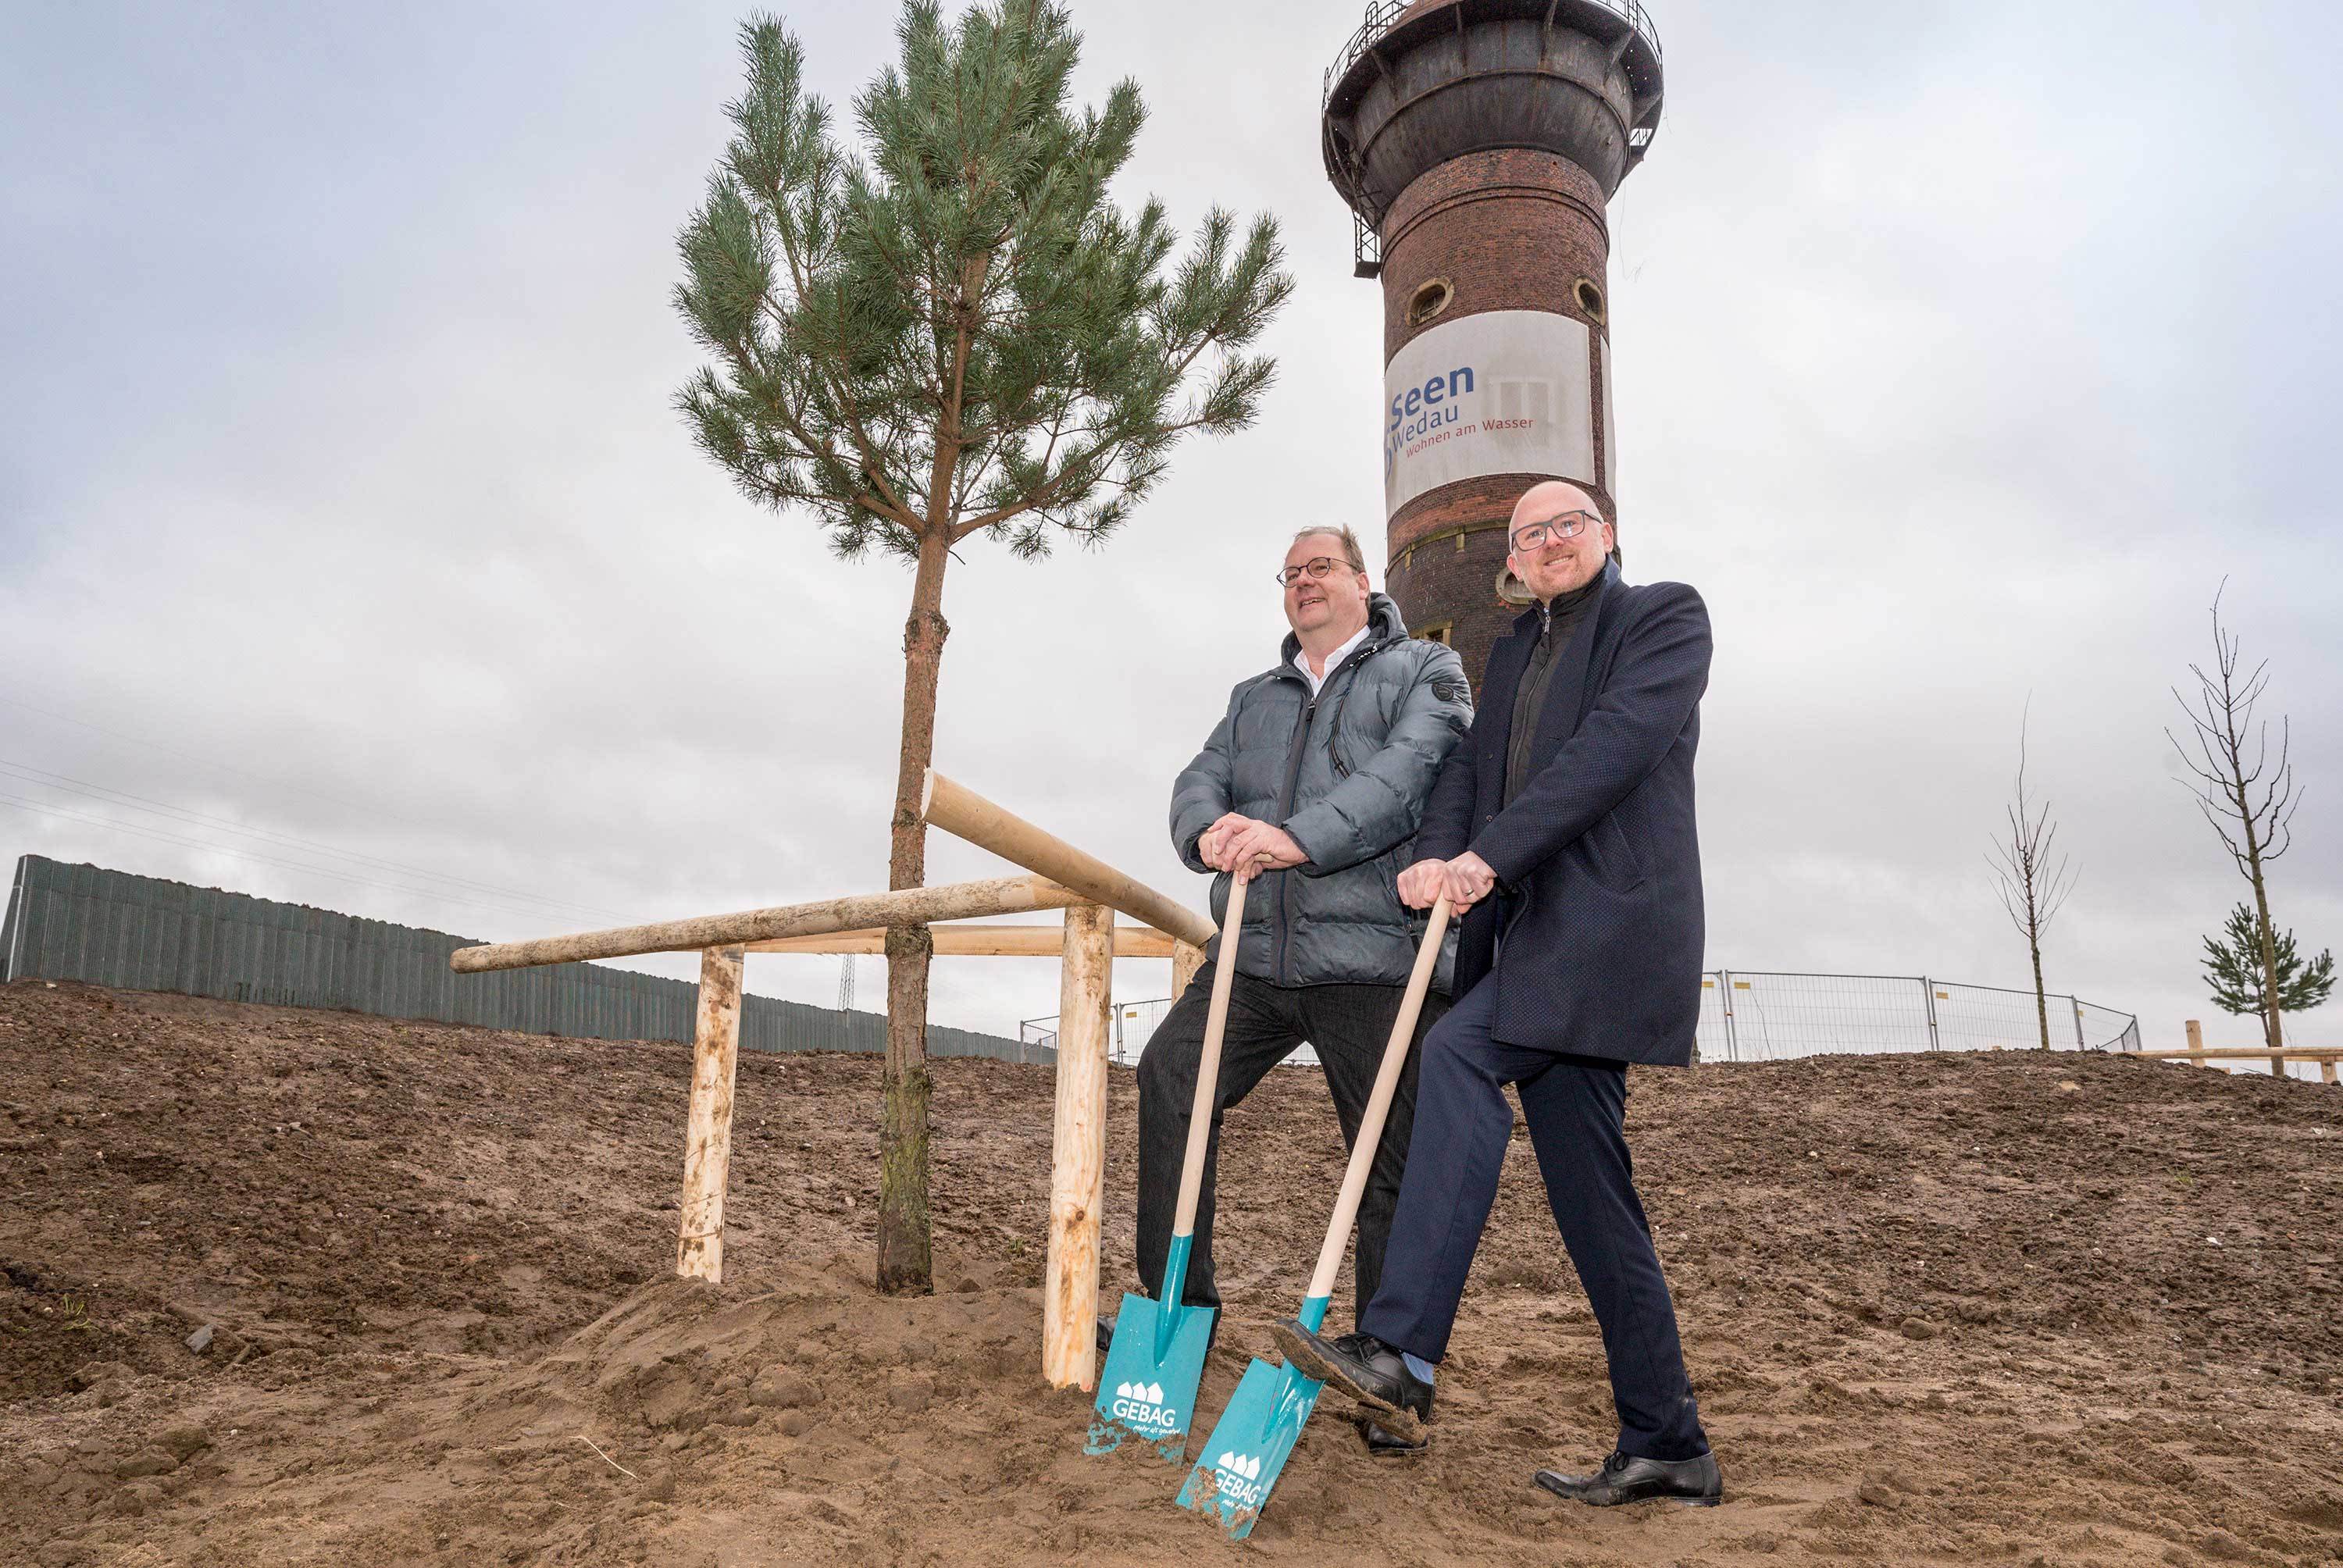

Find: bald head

[1506,480,1614,603]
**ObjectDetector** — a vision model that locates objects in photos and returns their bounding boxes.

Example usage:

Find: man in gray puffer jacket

[1125,524,1471,1376]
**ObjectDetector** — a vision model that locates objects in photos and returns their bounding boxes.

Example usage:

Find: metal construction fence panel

[1025,971,2142,1070]
[1023,997,1325,1068]
[1,855,1048,1065]
[1699,971,2141,1062]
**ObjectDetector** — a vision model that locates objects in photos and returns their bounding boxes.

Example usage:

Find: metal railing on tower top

[1322,0,1666,107]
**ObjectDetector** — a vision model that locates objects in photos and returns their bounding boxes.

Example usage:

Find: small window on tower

[1405,276,1455,328]
[1418,622,1453,647]
[1572,276,1607,324]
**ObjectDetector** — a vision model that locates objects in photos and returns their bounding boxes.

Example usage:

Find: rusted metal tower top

[1323,0,1664,278]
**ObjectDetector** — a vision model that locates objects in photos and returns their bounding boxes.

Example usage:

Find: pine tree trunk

[876,524,953,1294]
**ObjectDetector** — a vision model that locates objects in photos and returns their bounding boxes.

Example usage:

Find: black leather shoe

[1535,1450,1722,1508]
[1272,1323,1433,1439]
[1358,1416,1431,1456]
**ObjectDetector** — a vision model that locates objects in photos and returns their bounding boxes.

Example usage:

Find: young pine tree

[673,5,1291,1293]
[2201,903,2334,1021]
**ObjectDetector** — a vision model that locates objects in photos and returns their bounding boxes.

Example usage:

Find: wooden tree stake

[1172,939,1205,1003]
[1043,901,1114,1391]
[676,944,747,1283]
[2185,1019,2205,1064]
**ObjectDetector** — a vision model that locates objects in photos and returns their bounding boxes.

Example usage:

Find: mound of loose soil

[2,978,2338,1566]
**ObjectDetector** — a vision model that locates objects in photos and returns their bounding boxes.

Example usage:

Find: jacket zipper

[1268,637,1385,985]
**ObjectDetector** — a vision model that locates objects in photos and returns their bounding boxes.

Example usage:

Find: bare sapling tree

[673,4,1291,1292]
[2167,581,2306,1074]
[1988,704,2078,1049]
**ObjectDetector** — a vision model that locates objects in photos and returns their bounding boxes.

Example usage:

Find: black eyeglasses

[1509,511,1601,552]
[1275,556,1350,587]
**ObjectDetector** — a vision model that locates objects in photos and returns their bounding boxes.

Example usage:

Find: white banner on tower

[1381,309,1595,519]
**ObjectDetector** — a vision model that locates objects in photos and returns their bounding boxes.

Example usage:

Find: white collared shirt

[1295,622,1372,697]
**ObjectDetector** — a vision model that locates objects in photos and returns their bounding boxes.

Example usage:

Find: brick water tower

[1321,0,1664,685]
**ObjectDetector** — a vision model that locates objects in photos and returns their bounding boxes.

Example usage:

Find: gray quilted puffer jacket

[1170,593,1473,989]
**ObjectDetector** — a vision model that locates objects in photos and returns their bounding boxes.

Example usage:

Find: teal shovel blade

[1085,1288,1215,1463]
[1175,1356,1321,1539]
[1175,1296,1331,1540]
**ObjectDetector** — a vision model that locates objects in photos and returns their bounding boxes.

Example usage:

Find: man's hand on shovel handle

[1212,818,1307,878]
[1196,813,1249,871]
[1443,852,1496,912]
[1399,853,1492,911]
[1396,858,1447,909]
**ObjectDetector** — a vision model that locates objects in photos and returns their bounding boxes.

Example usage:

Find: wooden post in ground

[1172,939,1205,1003]
[2185,1019,2205,1067]
[677,944,747,1282]
[1043,901,1114,1392]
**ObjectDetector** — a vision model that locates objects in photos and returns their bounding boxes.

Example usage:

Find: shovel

[1085,870,1254,1463]
[1176,894,1453,1538]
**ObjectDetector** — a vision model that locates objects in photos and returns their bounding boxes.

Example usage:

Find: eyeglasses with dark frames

[1508,511,1602,553]
[1275,556,1351,588]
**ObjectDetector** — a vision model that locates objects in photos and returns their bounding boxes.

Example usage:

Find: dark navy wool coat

[1414,562,1712,1066]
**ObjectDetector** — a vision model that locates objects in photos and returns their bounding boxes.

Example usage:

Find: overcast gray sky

[4,1,2337,1050]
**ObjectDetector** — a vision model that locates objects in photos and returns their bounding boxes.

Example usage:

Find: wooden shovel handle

[1303,894,1452,1304]
[1171,871,1250,1238]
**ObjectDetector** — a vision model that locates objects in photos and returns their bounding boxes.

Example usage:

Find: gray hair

[1289,525,1368,575]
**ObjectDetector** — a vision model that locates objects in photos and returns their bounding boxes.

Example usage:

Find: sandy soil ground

[3,977,2339,1566]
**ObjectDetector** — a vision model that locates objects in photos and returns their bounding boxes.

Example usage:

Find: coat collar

[1486,560,1621,757]
[1504,558,1619,639]
[1278,591,1408,672]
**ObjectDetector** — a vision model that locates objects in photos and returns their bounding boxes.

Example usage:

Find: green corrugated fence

[0,854,1050,1064]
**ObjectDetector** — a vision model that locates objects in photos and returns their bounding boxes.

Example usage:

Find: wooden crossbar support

[1043,903,1114,1392]
[918,771,1215,1388]
[448,875,1081,973]
[922,770,1216,950]
[745,923,1176,958]
[2134,1046,2343,1063]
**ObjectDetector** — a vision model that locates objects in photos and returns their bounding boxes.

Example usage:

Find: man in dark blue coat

[1276,479,1722,1508]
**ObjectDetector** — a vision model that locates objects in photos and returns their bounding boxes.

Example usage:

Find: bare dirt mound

[3,978,2340,1566]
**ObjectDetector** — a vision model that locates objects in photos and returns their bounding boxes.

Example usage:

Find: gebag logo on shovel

[1210,1451,1268,1509]
[1111,1381,1178,1434]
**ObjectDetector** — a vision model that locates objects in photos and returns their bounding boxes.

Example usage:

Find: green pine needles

[674,4,1292,559]
[2201,903,2334,1021]
[671,3,1292,1294]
